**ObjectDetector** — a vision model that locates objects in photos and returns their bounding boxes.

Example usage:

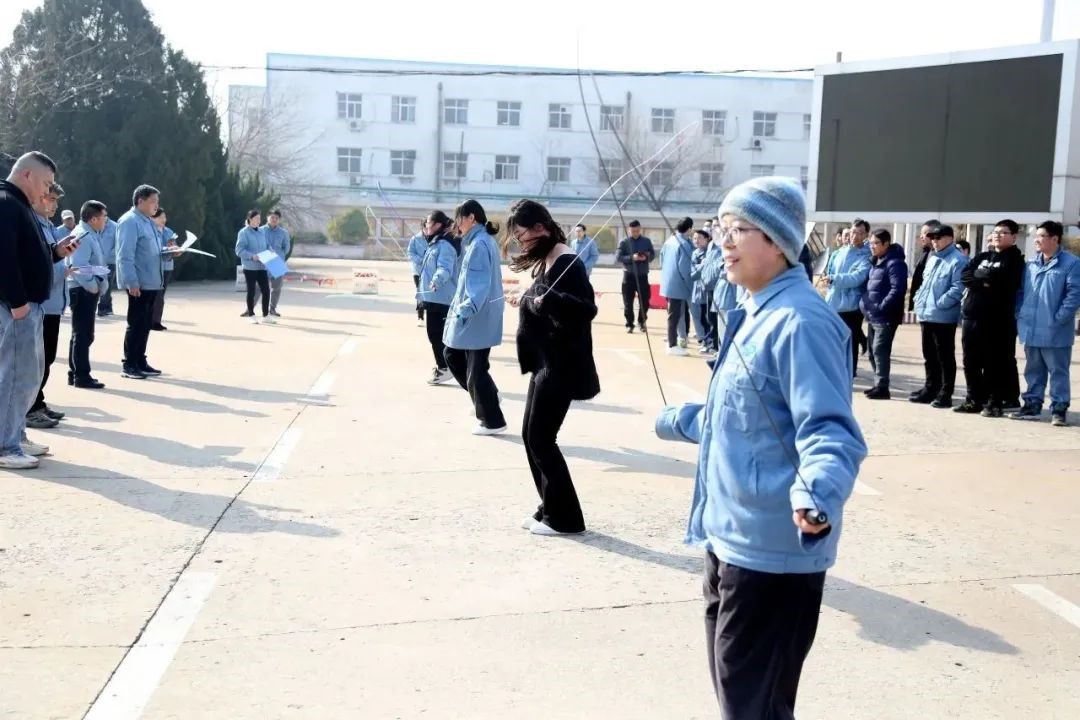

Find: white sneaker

[472,423,507,436]
[427,368,453,386]
[666,346,689,357]
[417,319,425,327]
[522,516,537,530]
[0,452,39,469]
[20,439,49,457]
[529,520,583,536]
[248,316,260,325]
[261,316,276,325]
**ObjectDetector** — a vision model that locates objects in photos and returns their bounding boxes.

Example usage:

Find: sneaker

[249,316,260,325]
[427,368,453,386]
[43,406,65,421]
[981,406,1004,418]
[865,387,891,400]
[698,346,715,356]
[1009,403,1042,421]
[140,364,162,376]
[25,410,58,429]
[908,392,935,405]
[930,397,953,409]
[666,346,689,357]
[678,337,688,349]
[626,326,634,334]
[261,316,277,325]
[240,311,254,317]
[417,319,425,327]
[638,323,647,333]
[73,377,106,389]
[1051,410,1068,427]
[909,388,928,400]
[270,311,281,317]
[953,400,983,414]
[472,423,507,436]
[20,439,49,457]
[522,515,538,530]
[0,452,39,469]
[122,367,147,380]
[529,520,583,537]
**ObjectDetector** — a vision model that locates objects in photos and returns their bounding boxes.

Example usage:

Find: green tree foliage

[591,227,617,253]
[327,209,370,246]
[0,0,278,280]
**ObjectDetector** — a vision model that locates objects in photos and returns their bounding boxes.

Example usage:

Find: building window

[495,154,520,181]
[596,158,623,183]
[442,152,467,179]
[803,114,812,140]
[702,110,726,136]
[443,99,468,125]
[392,96,416,123]
[753,111,777,138]
[600,105,625,131]
[547,157,571,183]
[651,108,675,133]
[800,166,809,189]
[497,101,522,127]
[549,103,572,129]
[750,164,775,178]
[653,161,674,187]
[700,163,724,188]
[337,93,362,120]
[391,150,416,177]
[337,147,362,174]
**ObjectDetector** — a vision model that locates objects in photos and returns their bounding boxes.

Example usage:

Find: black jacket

[0,180,55,308]
[516,253,600,401]
[908,245,932,311]
[616,235,655,278]
[961,245,1025,320]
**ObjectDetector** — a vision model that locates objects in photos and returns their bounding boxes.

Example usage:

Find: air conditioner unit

[349,175,362,186]
[349,120,362,131]
[750,138,763,150]
[398,176,414,185]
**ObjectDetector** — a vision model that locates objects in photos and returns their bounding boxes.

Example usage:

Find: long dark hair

[503,199,568,276]
[455,199,499,236]
[425,210,452,238]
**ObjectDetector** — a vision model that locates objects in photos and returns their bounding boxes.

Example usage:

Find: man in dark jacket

[860,229,908,399]
[616,220,655,333]
[0,151,77,469]
[955,219,1026,416]
[908,219,940,311]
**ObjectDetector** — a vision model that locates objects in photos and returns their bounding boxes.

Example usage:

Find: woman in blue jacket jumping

[418,210,461,386]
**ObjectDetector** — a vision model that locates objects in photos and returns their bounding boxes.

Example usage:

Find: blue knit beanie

[718,176,806,266]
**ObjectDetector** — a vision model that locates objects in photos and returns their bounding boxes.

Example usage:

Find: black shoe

[639,323,647,333]
[908,388,927,399]
[67,373,74,386]
[953,400,982,414]
[981,406,1004,418]
[626,326,634,334]
[1052,409,1069,427]
[140,364,162,376]
[122,367,147,379]
[865,386,891,400]
[270,311,281,317]
[241,311,255,318]
[931,397,953,409]
[73,377,105,389]
[151,323,167,331]
[43,406,65,421]
[909,392,935,404]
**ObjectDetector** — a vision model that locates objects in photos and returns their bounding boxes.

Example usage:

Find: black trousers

[151,269,172,326]
[244,269,270,316]
[962,316,1020,408]
[30,314,61,412]
[98,264,115,315]
[667,298,688,347]
[920,322,958,399]
[413,275,424,320]
[424,303,450,370]
[621,273,650,328]
[838,309,865,374]
[444,347,506,429]
[704,553,825,719]
[123,290,158,370]
[522,371,585,533]
[68,287,99,381]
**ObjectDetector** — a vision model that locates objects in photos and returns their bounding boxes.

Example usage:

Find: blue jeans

[1022,345,1073,410]
[0,302,45,455]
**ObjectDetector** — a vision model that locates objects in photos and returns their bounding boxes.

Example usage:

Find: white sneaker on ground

[248,316,260,325]
[0,453,39,469]
[472,423,507,436]
[417,319,425,327]
[666,346,689,357]
[20,439,49,457]
[522,516,537,530]
[529,520,583,536]
[261,316,276,325]
[427,368,453,386]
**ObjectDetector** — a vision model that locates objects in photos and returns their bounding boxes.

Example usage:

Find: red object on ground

[649,283,667,309]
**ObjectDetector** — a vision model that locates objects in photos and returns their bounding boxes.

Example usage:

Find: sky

[2,0,1079,112]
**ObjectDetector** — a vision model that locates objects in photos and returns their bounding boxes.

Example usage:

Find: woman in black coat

[505,199,599,536]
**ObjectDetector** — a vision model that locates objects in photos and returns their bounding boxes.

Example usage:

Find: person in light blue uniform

[1012,220,1080,426]
[442,199,507,435]
[116,184,165,379]
[655,177,866,718]
[911,225,967,408]
[407,227,428,324]
[261,209,291,318]
[66,201,110,389]
[96,218,118,317]
[235,209,272,323]
[569,223,600,276]
[689,229,714,354]
[150,207,178,331]
[821,218,872,375]
[659,216,695,354]
[416,210,460,386]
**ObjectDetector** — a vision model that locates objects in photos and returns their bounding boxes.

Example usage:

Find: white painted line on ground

[853,481,881,496]
[338,338,359,356]
[612,349,646,367]
[85,572,217,720]
[252,427,303,484]
[305,370,337,399]
[1013,584,1080,630]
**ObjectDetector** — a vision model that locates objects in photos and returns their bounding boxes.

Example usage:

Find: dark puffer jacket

[860,242,909,325]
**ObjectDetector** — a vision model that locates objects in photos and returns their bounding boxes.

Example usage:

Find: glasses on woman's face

[512,227,533,242]
[712,224,762,246]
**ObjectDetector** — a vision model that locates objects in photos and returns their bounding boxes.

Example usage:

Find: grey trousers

[269,275,284,313]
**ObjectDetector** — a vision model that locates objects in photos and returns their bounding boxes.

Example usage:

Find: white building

[229,54,813,234]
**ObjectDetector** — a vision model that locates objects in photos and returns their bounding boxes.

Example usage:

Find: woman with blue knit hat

[655,176,867,718]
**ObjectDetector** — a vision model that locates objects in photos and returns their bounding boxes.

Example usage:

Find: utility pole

[1041,0,1055,42]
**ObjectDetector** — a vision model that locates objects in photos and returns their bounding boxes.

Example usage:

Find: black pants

[522,371,585,533]
[424,303,449,370]
[30,314,61,412]
[867,322,899,390]
[151,269,171,326]
[962,316,1020,408]
[123,290,158,370]
[98,264,115,315]
[920,322,957,399]
[621,273,650,329]
[704,553,825,719]
[413,275,424,320]
[68,287,99,380]
[444,347,506,429]
[244,269,270,316]
[838,310,865,375]
[666,298,688,347]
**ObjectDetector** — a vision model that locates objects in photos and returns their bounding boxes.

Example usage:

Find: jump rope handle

[802,509,831,539]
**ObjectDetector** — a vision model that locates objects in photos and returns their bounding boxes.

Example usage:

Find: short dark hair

[628,220,641,228]
[852,218,871,233]
[132,184,159,206]
[152,207,166,218]
[80,200,107,223]
[47,182,64,198]
[956,239,971,252]
[871,228,891,244]
[995,219,1019,234]
[269,209,282,218]
[1038,220,1064,240]
[693,229,710,241]
[922,219,941,230]
[574,223,586,232]
[676,216,694,234]
[246,209,261,222]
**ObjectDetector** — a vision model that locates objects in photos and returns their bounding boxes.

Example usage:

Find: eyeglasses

[712,224,763,245]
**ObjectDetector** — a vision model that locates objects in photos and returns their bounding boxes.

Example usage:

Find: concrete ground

[1,258,1078,720]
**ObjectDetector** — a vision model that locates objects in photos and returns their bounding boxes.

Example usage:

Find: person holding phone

[66,201,110,389]
[116,184,166,379]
